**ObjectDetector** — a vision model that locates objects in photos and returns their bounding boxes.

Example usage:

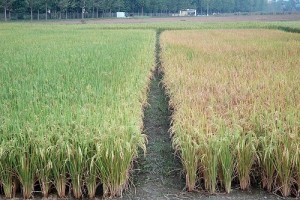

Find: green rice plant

[85,155,98,199]
[0,25,152,198]
[0,143,16,198]
[35,139,53,198]
[96,129,147,197]
[51,137,68,198]
[11,131,36,199]
[31,132,56,198]
[84,138,99,199]
[67,139,87,199]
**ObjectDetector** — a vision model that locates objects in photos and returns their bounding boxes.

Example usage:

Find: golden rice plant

[235,131,258,190]
[172,129,199,191]
[200,134,219,193]
[161,29,300,196]
[259,133,277,192]
[217,125,238,193]
[294,140,300,197]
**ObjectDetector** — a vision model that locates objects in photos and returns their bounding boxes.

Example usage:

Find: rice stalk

[273,132,294,197]
[218,127,238,193]
[51,137,68,198]
[11,131,36,199]
[67,142,87,199]
[294,143,300,197]
[97,131,146,197]
[85,155,98,199]
[259,134,276,192]
[200,135,219,193]
[0,146,16,199]
[236,131,258,190]
[172,132,198,191]
[33,134,53,198]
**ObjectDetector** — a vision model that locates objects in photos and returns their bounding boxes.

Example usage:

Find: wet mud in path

[122,31,286,200]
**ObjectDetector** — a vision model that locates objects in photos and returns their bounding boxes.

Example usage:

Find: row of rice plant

[160,29,300,197]
[0,26,155,198]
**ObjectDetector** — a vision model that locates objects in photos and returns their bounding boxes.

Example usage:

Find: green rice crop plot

[160,29,300,197]
[0,26,155,198]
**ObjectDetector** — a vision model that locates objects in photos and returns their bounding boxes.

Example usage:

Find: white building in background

[116,12,126,18]
[179,9,197,16]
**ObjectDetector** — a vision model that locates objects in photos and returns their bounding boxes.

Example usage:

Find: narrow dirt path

[123,31,187,199]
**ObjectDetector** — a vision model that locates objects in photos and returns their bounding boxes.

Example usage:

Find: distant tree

[11,0,27,19]
[58,0,69,18]
[148,0,157,13]
[93,0,104,17]
[202,0,211,15]
[80,0,85,18]
[114,0,124,11]
[178,0,193,10]
[104,0,114,16]
[1,0,15,20]
[223,0,235,12]
[42,0,51,20]
[235,0,247,12]
[0,0,276,20]
[166,0,176,12]
[27,0,34,20]
[136,0,148,15]
[123,0,135,12]
[209,0,235,13]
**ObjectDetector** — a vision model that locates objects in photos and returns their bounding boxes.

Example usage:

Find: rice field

[161,29,300,197]
[1,21,300,199]
[0,26,155,198]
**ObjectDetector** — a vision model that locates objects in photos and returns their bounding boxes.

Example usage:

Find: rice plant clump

[161,29,300,197]
[0,25,155,198]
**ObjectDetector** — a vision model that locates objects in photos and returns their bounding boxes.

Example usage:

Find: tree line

[0,0,299,21]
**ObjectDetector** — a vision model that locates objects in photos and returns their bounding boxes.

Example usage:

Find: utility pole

[46,2,48,20]
[207,1,209,16]
[4,6,7,21]
[82,0,85,19]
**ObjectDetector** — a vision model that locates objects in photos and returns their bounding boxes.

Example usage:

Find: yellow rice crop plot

[161,30,300,196]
